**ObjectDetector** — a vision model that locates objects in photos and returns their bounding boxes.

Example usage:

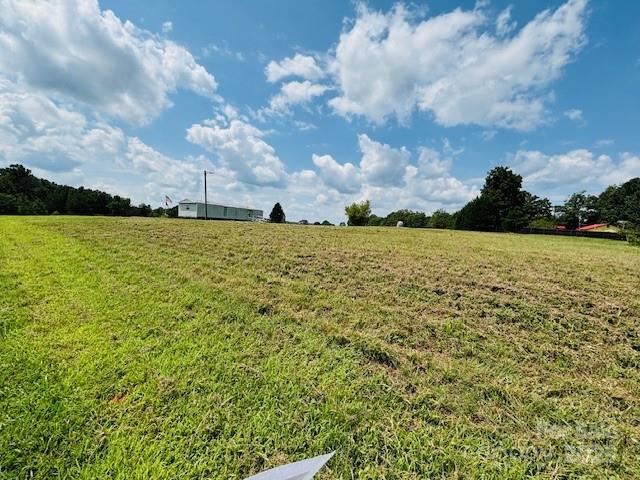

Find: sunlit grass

[1,216,638,479]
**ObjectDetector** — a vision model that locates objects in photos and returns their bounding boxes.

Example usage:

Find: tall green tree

[522,192,553,220]
[269,202,286,223]
[480,166,526,230]
[598,178,640,226]
[454,196,498,231]
[558,191,600,229]
[344,200,371,226]
[454,167,554,232]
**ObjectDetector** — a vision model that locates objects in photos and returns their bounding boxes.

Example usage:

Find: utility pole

[203,170,208,221]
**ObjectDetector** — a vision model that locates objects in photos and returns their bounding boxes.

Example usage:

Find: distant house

[298,219,309,225]
[178,199,263,221]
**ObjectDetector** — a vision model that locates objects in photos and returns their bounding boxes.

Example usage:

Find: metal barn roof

[178,199,261,211]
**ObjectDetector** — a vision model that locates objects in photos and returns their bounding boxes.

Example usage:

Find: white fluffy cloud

[186,116,288,188]
[312,154,361,193]
[0,0,216,124]
[0,77,209,204]
[605,154,640,184]
[328,0,588,129]
[404,171,478,204]
[0,80,124,172]
[126,137,172,174]
[310,134,478,208]
[358,134,410,186]
[402,143,478,204]
[564,108,583,121]
[123,138,205,196]
[417,147,453,178]
[512,149,640,189]
[265,54,324,83]
[268,81,329,114]
[311,134,413,193]
[496,6,517,37]
[0,1,217,204]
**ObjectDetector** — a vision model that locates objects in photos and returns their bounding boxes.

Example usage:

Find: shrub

[529,218,556,229]
[625,230,640,246]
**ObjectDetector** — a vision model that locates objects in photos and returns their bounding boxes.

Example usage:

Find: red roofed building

[576,223,609,231]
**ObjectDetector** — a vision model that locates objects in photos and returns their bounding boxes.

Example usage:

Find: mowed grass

[1,216,639,479]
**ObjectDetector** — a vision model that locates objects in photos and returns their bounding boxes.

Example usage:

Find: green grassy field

[1,216,639,479]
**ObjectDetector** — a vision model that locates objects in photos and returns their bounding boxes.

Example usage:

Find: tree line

[345,167,640,232]
[4,163,638,234]
[0,164,177,217]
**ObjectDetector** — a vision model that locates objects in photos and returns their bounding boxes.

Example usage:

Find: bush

[529,218,556,229]
[625,230,640,246]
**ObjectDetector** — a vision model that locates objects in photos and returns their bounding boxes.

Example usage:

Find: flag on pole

[165,195,172,207]
[244,452,334,480]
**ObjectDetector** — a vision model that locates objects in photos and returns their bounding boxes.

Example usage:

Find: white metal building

[178,199,263,221]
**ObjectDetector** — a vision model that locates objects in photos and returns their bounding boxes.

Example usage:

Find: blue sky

[1,0,639,222]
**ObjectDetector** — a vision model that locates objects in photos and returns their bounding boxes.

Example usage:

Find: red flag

[165,195,172,207]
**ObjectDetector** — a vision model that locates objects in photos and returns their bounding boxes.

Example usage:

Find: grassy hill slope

[1,217,639,479]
